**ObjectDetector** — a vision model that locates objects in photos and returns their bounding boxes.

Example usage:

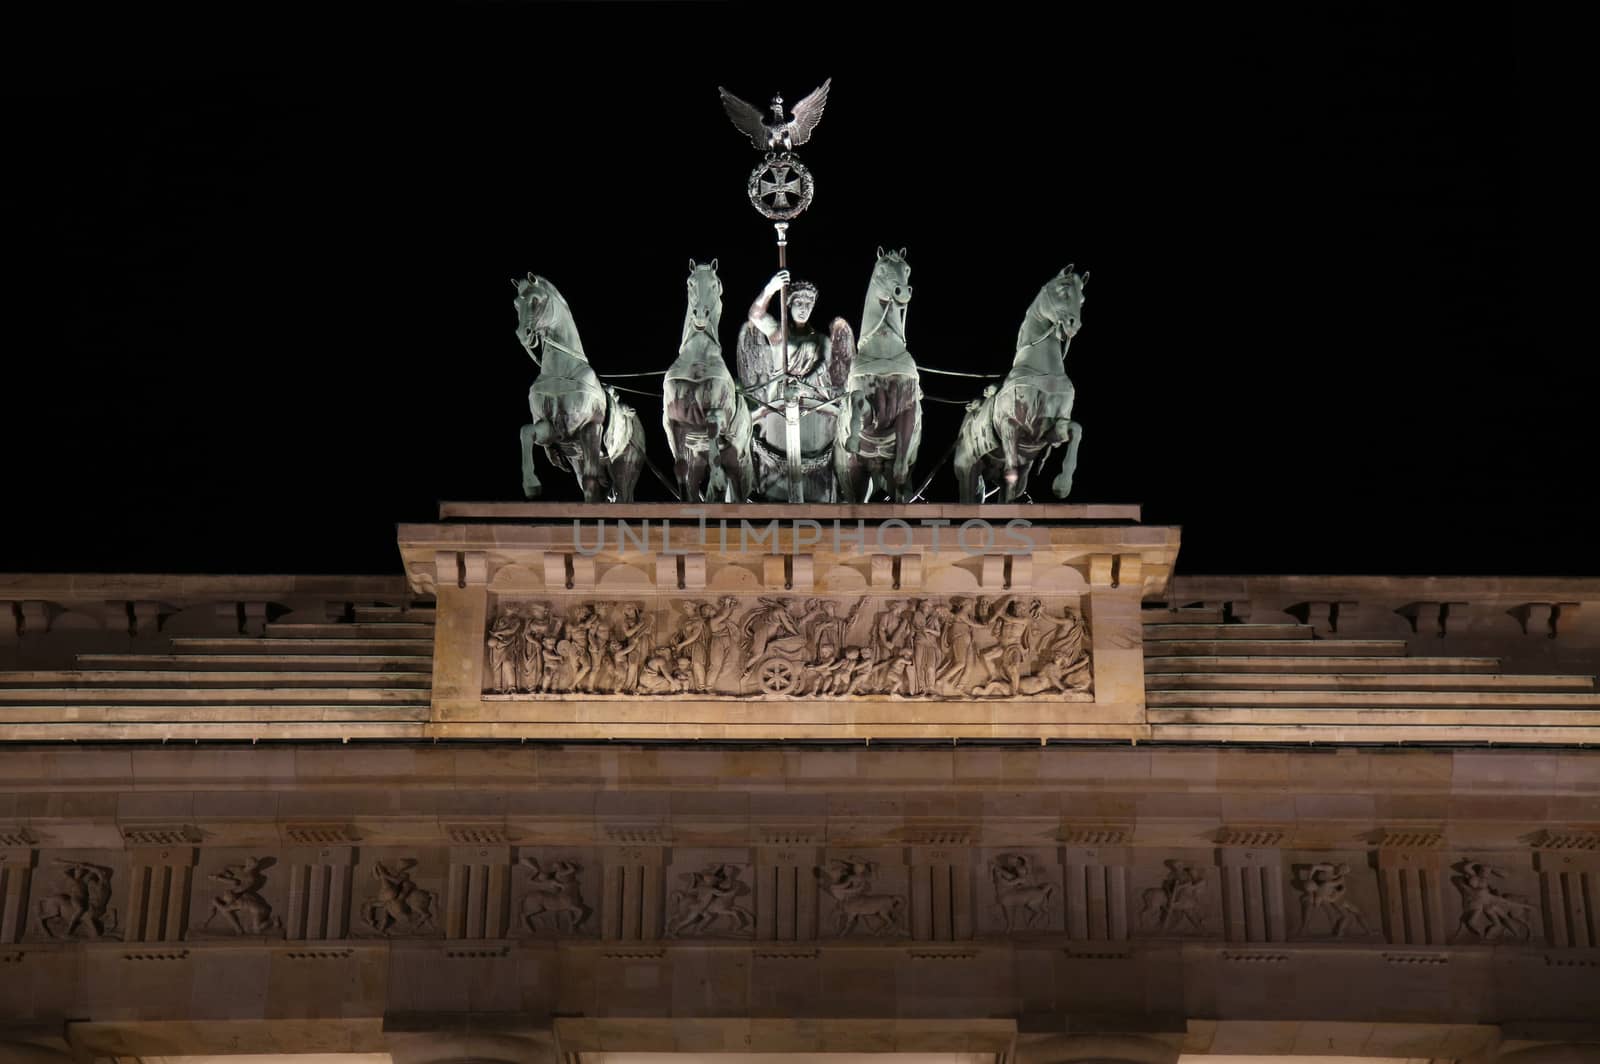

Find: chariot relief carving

[35,859,118,940]
[202,855,281,935]
[1451,859,1534,941]
[667,862,755,937]
[518,857,592,935]
[1292,861,1369,938]
[1139,860,1207,934]
[361,859,437,936]
[485,594,1091,699]
[990,853,1057,931]
[816,859,906,937]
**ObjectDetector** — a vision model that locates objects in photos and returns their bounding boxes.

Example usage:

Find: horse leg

[519,424,543,499]
[1051,421,1083,499]
[890,404,921,502]
[997,416,1027,503]
[574,422,607,502]
[954,443,980,505]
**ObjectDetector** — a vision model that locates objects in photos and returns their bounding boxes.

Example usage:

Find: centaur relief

[485,594,1091,699]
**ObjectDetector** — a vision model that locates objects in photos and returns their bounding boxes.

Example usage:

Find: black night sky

[4,5,1574,578]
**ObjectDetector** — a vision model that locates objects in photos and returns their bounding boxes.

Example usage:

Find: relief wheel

[757,658,797,694]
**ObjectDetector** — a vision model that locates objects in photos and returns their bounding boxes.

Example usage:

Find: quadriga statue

[954,266,1087,503]
[663,260,754,502]
[834,248,922,502]
[513,273,646,502]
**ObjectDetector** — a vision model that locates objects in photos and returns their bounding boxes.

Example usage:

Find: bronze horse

[953,266,1087,503]
[834,249,922,503]
[663,260,754,502]
[514,273,645,503]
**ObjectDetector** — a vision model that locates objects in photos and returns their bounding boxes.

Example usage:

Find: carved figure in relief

[816,859,906,937]
[518,858,591,934]
[487,609,523,693]
[1451,859,1533,941]
[484,596,1090,700]
[1292,861,1369,937]
[668,863,755,937]
[35,860,118,939]
[991,854,1056,931]
[1140,860,1207,934]
[203,855,281,935]
[363,859,436,936]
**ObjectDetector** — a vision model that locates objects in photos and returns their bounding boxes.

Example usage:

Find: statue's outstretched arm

[748,270,789,340]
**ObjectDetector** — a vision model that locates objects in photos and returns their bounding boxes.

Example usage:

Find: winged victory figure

[719,79,832,152]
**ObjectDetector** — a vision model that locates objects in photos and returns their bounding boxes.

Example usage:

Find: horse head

[1044,265,1088,340]
[513,272,559,351]
[683,258,724,343]
[871,247,913,307]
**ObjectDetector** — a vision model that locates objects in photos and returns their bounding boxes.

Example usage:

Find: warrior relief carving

[362,859,437,936]
[667,863,755,937]
[1140,860,1207,934]
[1451,859,1533,941]
[518,857,591,934]
[990,854,1056,931]
[36,860,118,939]
[203,855,282,935]
[486,594,1091,699]
[1292,861,1369,937]
[816,859,906,937]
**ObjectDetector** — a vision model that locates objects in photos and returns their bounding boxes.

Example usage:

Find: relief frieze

[484,594,1091,699]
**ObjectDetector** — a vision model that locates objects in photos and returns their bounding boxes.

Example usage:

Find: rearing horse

[514,273,645,502]
[834,248,922,502]
[663,260,753,502]
[953,266,1087,503]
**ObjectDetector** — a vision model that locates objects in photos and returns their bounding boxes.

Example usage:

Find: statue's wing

[718,86,769,149]
[788,77,832,146]
[736,321,773,388]
[827,317,855,394]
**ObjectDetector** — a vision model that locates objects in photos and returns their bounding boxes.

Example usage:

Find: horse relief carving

[518,857,592,935]
[486,594,1091,700]
[816,859,905,937]
[1292,861,1369,937]
[956,267,1087,503]
[667,863,755,937]
[1139,860,1207,934]
[202,855,282,935]
[1451,859,1534,941]
[990,854,1057,931]
[362,859,437,936]
[35,859,118,940]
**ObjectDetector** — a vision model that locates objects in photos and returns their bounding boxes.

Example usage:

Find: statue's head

[788,280,818,325]
[1038,265,1089,341]
[685,258,723,331]
[872,247,912,305]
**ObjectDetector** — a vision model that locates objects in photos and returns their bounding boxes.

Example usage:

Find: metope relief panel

[816,849,909,939]
[1445,854,1543,945]
[665,848,756,939]
[352,849,446,939]
[24,850,127,943]
[482,594,1091,700]
[188,851,286,939]
[1286,853,1380,941]
[514,848,600,939]
[1134,854,1218,939]
[980,849,1064,935]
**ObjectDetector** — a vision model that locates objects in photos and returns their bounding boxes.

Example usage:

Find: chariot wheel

[757,658,797,694]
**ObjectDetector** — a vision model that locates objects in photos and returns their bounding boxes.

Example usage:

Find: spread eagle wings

[827,317,855,394]
[787,78,831,146]
[718,87,769,150]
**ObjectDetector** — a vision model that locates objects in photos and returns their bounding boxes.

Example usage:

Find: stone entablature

[0,744,1596,1046]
